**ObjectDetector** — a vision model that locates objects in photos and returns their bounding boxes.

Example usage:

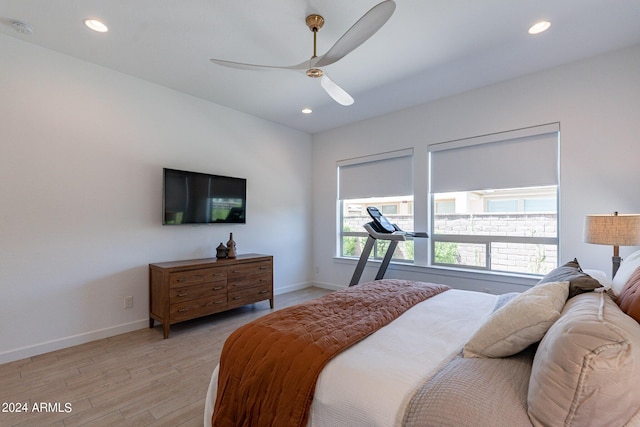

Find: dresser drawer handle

[259,266,269,270]
[212,286,223,291]
[178,308,189,312]
[232,296,241,300]
[212,300,224,305]
[232,270,241,273]
[259,290,268,294]
[177,293,188,297]
[214,273,225,277]
[176,278,185,282]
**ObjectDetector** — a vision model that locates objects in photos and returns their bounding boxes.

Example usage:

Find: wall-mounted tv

[163,168,246,225]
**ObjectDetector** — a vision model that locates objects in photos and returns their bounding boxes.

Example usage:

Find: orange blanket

[212,279,449,427]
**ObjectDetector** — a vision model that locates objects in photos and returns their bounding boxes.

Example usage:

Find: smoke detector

[11,21,34,35]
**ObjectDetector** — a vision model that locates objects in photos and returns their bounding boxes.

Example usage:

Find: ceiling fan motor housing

[306,68,323,78]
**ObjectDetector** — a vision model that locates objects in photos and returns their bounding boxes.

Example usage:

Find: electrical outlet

[124,296,133,309]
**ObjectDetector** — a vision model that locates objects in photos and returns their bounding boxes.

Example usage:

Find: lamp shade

[583,213,640,246]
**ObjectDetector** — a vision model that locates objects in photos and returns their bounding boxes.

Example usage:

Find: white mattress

[204,288,498,427]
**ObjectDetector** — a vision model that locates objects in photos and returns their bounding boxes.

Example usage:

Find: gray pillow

[538,258,602,298]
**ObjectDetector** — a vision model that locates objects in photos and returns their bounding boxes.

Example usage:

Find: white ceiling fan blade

[210,58,309,71]
[313,0,396,68]
[320,74,354,106]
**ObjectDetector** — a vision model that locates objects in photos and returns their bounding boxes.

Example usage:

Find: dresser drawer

[228,274,272,292]
[170,282,226,304]
[169,268,226,288]
[228,261,272,290]
[170,295,228,322]
[227,260,272,280]
[228,284,272,309]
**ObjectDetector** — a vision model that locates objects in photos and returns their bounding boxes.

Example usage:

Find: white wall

[3,32,639,364]
[312,44,640,292]
[0,34,313,363]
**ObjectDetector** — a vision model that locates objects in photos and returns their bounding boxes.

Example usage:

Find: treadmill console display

[366,206,397,233]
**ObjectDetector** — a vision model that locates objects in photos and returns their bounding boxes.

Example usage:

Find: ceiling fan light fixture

[301,108,313,114]
[528,21,550,35]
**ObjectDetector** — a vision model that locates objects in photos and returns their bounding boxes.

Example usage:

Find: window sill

[333,256,540,290]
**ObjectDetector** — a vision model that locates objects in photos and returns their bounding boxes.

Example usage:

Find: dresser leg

[163,323,170,339]
[269,298,274,309]
[149,318,154,328]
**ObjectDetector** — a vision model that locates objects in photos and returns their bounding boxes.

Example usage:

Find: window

[429,124,559,275]
[338,150,414,262]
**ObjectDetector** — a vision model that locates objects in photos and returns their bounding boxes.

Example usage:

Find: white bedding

[204,288,498,427]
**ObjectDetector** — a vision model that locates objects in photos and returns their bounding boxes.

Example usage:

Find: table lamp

[583,212,640,277]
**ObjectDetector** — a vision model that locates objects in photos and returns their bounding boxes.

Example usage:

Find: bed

[204,256,640,427]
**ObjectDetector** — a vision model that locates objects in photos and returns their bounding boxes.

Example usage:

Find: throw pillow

[528,292,640,427]
[463,280,569,358]
[612,249,640,296]
[537,258,602,298]
[617,266,640,323]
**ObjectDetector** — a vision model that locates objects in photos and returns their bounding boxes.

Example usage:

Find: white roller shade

[338,149,413,199]
[429,123,559,193]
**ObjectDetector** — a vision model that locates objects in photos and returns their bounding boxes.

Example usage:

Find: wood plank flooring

[0,287,331,427]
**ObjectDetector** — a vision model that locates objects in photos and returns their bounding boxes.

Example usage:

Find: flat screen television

[162,168,246,225]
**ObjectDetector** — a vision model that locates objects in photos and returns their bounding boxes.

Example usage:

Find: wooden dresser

[149,254,273,338]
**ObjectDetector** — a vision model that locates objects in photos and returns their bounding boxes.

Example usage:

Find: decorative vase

[226,233,237,258]
[215,242,227,259]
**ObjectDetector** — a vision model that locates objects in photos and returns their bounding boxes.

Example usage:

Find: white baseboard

[0,319,148,365]
[1,282,346,365]
[310,281,347,291]
[274,281,346,294]
[274,281,313,295]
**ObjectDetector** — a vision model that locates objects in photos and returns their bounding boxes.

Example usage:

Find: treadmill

[349,206,428,286]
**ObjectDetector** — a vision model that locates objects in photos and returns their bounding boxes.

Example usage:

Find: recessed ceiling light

[11,20,34,34]
[301,108,313,114]
[528,21,551,35]
[84,19,108,33]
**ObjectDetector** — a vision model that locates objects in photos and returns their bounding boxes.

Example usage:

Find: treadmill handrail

[363,223,407,241]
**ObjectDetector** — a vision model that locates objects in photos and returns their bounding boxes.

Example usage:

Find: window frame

[430,230,558,271]
[428,124,560,275]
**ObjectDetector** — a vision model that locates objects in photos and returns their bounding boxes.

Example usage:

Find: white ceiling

[1,0,639,134]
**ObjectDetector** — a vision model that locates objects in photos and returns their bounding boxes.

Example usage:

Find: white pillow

[463,280,569,358]
[612,249,640,296]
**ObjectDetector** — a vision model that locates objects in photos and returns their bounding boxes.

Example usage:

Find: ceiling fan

[210,0,396,106]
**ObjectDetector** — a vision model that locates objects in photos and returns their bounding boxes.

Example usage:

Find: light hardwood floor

[0,287,332,427]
